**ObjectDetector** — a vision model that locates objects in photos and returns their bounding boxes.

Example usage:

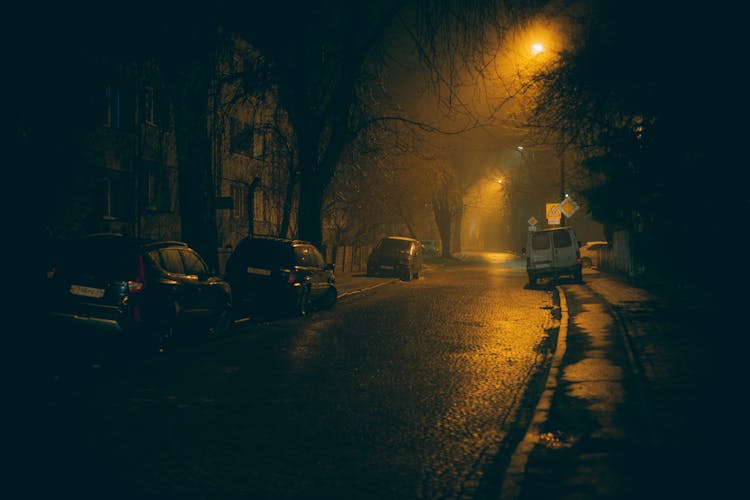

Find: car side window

[159,248,185,274]
[294,246,311,266]
[180,249,208,276]
[310,247,325,268]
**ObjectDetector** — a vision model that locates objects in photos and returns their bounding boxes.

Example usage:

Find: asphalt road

[29,258,560,499]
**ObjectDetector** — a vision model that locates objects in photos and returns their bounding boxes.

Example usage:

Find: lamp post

[558,143,571,226]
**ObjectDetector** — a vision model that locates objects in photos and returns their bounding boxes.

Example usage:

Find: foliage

[528,0,736,284]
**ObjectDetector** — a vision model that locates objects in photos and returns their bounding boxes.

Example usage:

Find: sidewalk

[507,268,731,499]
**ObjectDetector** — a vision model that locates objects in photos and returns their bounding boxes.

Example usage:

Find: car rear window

[377,239,412,255]
[236,239,295,268]
[53,238,139,281]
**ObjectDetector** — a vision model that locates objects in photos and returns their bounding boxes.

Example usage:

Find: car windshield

[377,239,412,255]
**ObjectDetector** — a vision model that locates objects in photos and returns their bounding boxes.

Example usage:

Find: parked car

[579,240,610,268]
[45,234,233,353]
[420,239,440,256]
[367,236,423,281]
[522,226,583,285]
[224,236,337,317]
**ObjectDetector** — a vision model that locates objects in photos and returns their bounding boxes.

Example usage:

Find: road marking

[338,278,398,298]
[500,286,569,499]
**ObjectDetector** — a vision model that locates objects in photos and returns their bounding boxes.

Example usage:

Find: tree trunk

[433,196,452,258]
[452,203,463,253]
[298,168,325,246]
[279,155,297,239]
[173,77,219,269]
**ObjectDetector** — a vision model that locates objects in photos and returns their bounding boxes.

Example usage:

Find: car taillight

[286,271,297,285]
[128,255,147,294]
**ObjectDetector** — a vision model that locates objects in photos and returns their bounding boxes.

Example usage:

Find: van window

[531,233,551,250]
[553,230,572,248]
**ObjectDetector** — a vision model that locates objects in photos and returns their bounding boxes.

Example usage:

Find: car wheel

[581,257,592,268]
[137,320,173,357]
[295,286,311,316]
[318,286,338,310]
[209,304,232,336]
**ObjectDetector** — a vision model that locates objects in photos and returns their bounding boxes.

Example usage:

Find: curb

[499,285,569,499]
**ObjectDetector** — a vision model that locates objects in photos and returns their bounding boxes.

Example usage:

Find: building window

[143,86,155,125]
[230,119,266,159]
[251,127,266,159]
[230,118,250,154]
[231,183,247,219]
[142,86,169,127]
[254,189,265,221]
[145,166,176,212]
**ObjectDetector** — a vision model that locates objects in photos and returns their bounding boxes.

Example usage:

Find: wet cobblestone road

[33,258,559,499]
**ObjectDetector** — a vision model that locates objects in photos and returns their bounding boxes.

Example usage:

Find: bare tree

[221,0,545,246]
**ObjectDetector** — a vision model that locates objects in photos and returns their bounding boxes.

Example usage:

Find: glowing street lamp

[531,42,544,55]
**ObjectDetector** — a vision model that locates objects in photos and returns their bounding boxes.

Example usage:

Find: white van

[522,227,583,285]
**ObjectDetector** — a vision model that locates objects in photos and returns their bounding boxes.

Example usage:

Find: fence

[324,244,375,275]
[598,229,645,278]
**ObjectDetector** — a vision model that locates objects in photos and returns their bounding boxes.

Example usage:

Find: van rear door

[552,229,577,268]
[528,231,554,270]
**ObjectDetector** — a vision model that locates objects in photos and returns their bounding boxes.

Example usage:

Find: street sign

[527,216,538,226]
[560,196,579,218]
[546,203,561,225]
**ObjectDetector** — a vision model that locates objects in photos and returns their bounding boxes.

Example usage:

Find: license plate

[534,263,550,269]
[70,284,106,298]
[246,267,272,276]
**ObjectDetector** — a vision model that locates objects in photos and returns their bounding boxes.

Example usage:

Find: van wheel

[574,268,583,283]
[528,274,537,286]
